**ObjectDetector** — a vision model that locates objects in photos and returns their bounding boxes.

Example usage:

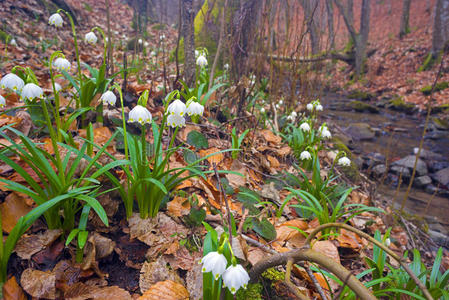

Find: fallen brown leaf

[15,229,62,260]
[139,256,183,293]
[0,192,32,233]
[20,268,56,299]
[138,280,189,300]
[2,276,26,300]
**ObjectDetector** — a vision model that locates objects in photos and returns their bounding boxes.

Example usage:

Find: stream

[320,93,449,247]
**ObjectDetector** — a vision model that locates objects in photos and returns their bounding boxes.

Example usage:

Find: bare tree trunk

[298,0,320,55]
[399,0,412,38]
[347,0,354,41]
[334,0,371,78]
[326,0,335,49]
[182,0,196,86]
[432,0,449,57]
[209,0,228,88]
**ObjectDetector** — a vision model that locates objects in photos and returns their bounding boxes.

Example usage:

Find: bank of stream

[321,93,449,247]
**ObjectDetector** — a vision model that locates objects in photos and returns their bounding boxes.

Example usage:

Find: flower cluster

[286,111,297,122]
[306,99,323,112]
[200,251,250,295]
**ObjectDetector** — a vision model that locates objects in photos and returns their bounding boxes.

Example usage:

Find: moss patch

[236,283,263,300]
[348,90,374,101]
[349,100,379,113]
[0,30,11,43]
[431,103,449,114]
[387,96,416,114]
[262,268,285,282]
[420,82,449,95]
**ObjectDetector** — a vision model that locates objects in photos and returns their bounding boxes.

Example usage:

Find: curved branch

[249,248,376,300]
[304,223,434,300]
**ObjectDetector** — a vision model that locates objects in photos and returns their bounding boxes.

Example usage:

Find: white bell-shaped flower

[85,32,98,44]
[100,91,116,106]
[22,83,43,101]
[338,156,351,166]
[278,100,284,105]
[160,34,166,40]
[128,105,152,125]
[10,39,17,46]
[224,63,229,70]
[0,95,6,108]
[320,127,331,139]
[200,251,228,280]
[260,107,265,113]
[196,55,208,67]
[300,150,312,160]
[299,122,310,132]
[138,38,143,44]
[53,57,71,72]
[48,13,63,27]
[306,103,314,111]
[316,104,323,111]
[54,83,62,92]
[167,114,186,128]
[186,101,204,117]
[195,50,199,57]
[0,73,24,92]
[167,99,186,116]
[222,264,250,295]
[144,41,149,47]
[150,51,156,57]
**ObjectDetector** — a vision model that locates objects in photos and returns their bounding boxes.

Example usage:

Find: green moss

[420,81,449,95]
[236,283,263,300]
[387,96,416,114]
[348,90,374,101]
[432,117,449,130]
[431,103,449,114]
[152,24,166,31]
[349,100,379,113]
[262,268,285,282]
[418,53,435,72]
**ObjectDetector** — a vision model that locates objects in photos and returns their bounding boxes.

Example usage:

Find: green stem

[116,84,132,218]
[58,10,82,86]
[49,55,63,143]
[92,26,108,67]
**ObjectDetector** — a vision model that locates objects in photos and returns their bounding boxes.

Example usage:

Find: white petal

[167,99,186,116]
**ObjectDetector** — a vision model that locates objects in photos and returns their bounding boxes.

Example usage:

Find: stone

[390,165,411,178]
[425,184,439,194]
[432,167,449,187]
[372,164,387,177]
[428,230,449,247]
[413,175,432,188]
[349,101,379,113]
[392,155,428,176]
[346,123,375,141]
[428,161,449,173]
[413,148,444,161]
[425,130,448,140]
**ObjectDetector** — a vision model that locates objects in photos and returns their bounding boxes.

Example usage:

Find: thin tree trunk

[326,0,335,49]
[209,0,228,89]
[299,0,320,55]
[399,0,412,38]
[182,0,196,86]
[105,0,113,76]
[355,0,370,77]
[432,0,449,57]
[347,0,354,41]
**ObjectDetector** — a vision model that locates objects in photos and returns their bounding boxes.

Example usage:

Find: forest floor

[0,0,448,299]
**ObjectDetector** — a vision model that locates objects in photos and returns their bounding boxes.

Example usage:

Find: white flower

[0,73,24,92]
[338,156,351,166]
[278,100,283,105]
[150,51,156,57]
[53,57,71,72]
[195,50,199,57]
[128,105,152,125]
[306,103,314,111]
[160,34,166,40]
[299,122,310,132]
[100,91,116,106]
[0,95,5,108]
[186,101,204,116]
[291,111,297,118]
[54,82,62,92]
[21,83,43,101]
[144,41,149,47]
[138,38,143,44]
[48,13,63,27]
[105,37,109,43]
[316,104,323,111]
[320,128,332,139]
[200,251,228,280]
[224,63,229,70]
[260,107,265,113]
[114,30,119,35]
[286,114,295,121]
[275,104,280,109]
[10,39,17,46]
[385,238,391,247]
[222,264,250,295]
[85,32,98,44]
[196,55,208,67]
[167,114,186,128]
[167,99,186,116]
[300,151,312,160]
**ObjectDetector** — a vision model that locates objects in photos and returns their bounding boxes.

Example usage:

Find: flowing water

[320,93,449,235]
